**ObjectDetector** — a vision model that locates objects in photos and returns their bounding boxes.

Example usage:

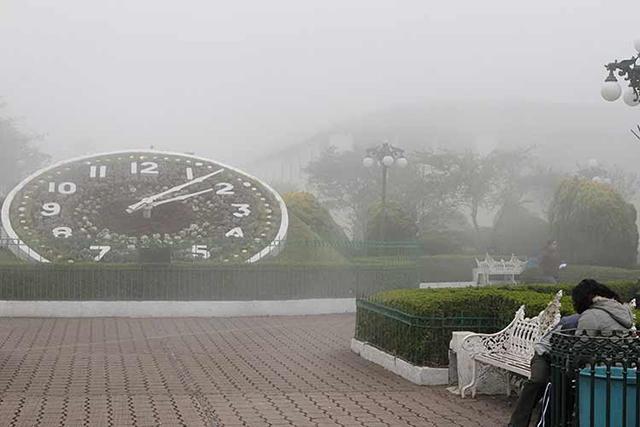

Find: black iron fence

[548,329,640,427]
[0,264,421,301]
[355,298,504,367]
[0,238,422,265]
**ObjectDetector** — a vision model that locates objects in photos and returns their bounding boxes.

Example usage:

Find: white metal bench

[460,290,563,398]
[472,254,528,285]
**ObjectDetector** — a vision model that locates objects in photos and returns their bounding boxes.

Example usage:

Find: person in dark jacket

[539,240,561,283]
[508,279,635,427]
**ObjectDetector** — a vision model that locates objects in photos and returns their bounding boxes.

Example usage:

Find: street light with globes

[601,39,640,107]
[362,142,407,240]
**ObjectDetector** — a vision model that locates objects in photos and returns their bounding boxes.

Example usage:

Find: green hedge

[355,285,583,367]
[0,264,420,301]
[418,255,640,285]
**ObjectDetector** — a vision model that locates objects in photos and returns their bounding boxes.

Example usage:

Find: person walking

[539,240,561,283]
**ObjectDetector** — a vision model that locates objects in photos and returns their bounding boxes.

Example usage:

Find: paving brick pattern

[0,315,512,426]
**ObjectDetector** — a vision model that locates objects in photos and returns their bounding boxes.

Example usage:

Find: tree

[0,113,48,195]
[492,202,549,256]
[365,202,418,241]
[306,146,420,239]
[412,148,532,242]
[549,178,638,267]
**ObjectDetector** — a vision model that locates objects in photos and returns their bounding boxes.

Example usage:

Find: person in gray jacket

[572,280,635,334]
[509,279,635,427]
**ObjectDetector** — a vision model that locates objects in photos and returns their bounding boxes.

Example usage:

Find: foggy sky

[2,0,640,166]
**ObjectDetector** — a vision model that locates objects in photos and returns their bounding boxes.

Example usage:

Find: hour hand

[125,168,223,213]
[150,188,214,207]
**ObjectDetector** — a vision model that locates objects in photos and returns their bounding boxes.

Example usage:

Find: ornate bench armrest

[461,305,526,356]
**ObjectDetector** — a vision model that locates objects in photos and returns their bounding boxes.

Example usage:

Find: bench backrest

[503,290,563,358]
[505,316,544,358]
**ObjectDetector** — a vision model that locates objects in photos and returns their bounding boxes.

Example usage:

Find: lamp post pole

[363,142,407,241]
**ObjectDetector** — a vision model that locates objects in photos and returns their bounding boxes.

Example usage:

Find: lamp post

[362,142,408,240]
[601,39,640,106]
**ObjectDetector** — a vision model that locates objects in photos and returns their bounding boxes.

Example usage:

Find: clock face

[1,150,288,263]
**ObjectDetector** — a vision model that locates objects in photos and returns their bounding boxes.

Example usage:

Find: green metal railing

[0,264,421,301]
[355,299,506,367]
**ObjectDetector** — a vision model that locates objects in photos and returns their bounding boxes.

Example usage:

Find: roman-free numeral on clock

[41,202,61,217]
[232,204,251,217]
[52,227,72,238]
[48,182,77,194]
[89,245,111,261]
[225,227,244,238]
[191,244,211,259]
[186,167,194,180]
[130,161,159,175]
[215,183,234,195]
[89,165,107,178]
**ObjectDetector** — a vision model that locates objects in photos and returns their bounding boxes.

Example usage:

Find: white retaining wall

[0,298,356,317]
[350,338,449,386]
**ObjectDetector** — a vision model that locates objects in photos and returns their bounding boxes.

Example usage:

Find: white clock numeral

[48,182,77,195]
[225,227,244,238]
[191,244,211,259]
[52,227,72,238]
[89,165,107,178]
[41,202,61,217]
[90,245,111,261]
[131,161,159,175]
[231,204,251,217]
[186,167,194,180]
[215,183,235,195]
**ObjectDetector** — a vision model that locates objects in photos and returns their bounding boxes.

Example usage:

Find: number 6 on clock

[89,245,111,261]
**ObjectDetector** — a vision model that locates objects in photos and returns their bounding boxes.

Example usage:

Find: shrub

[549,178,639,267]
[282,192,349,242]
[356,286,575,367]
[365,202,418,241]
[492,203,549,256]
[277,192,349,263]
[356,281,640,367]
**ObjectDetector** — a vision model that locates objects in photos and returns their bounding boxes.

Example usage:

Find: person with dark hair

[508,279,635,427]
[572,278,634,334]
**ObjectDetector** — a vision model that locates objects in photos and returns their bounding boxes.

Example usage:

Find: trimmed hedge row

[356,281,640,367]
[418,256,640,284]
[0,264,420,301]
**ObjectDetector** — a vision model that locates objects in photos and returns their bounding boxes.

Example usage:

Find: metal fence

[548,329,640,427]
[355,298,505,367]
[0,264,421,301]
[0,238,423,265]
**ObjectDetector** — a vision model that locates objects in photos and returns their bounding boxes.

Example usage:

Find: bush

[549,178,639,267]
[356,281,640,367]
[356,286,576,367]
[0,263,420,300]
[282,192,349,242]
[365,202,418,241]
[521,264,640,287]
[277,193,350,263]
[492,203,549,256]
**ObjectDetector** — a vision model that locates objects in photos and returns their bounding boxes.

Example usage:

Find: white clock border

[1,149,289,264]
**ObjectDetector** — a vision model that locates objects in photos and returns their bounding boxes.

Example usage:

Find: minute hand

[150,188,215,207]
[126,168,224,213]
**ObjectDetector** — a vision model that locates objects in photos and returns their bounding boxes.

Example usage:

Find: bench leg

[460,360,478,399]
[505,371,511,396]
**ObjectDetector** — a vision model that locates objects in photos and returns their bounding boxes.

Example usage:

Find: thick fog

[1,0,640,167]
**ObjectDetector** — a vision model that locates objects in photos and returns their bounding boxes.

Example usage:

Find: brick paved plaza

[0,314,512,426]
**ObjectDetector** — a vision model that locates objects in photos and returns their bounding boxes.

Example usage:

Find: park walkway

[0,315,511,426]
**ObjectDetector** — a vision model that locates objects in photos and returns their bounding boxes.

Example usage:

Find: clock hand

[126,168,224,213]
[150,188,214,207]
